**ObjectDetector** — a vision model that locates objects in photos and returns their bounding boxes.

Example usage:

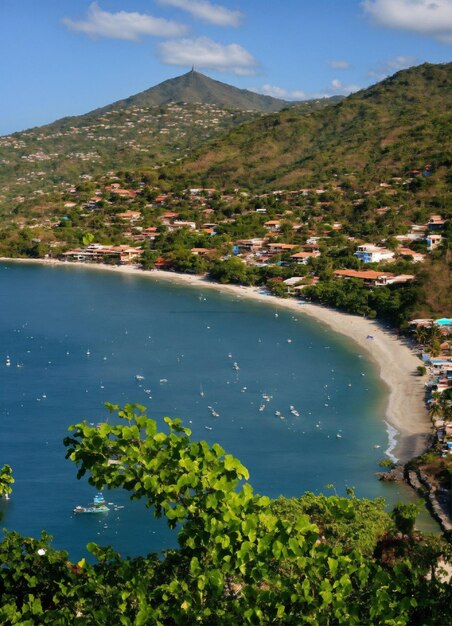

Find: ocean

[0,262,437,558]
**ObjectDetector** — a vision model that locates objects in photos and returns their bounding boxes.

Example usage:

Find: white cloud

[158,0,242,27]
[327,79,361,95]
[62,2,187,41]
[368,55,417,78]
[158,37,257,75]
[254,84,306,100]
[362,0,452,44]
[328,60,352,69]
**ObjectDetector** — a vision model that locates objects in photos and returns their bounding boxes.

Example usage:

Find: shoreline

[2,257,431,462]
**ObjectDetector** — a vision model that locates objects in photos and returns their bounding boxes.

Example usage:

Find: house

[167,221,196,231]
[116,211,141,223]
[426,234,442,250]
[291,251,320,265]
[234,239,265,254]
[264,220,281,232]
[427,215,445,231]
[334,269,414,286]
[354,244,395,263]
[62,244,142,265]
[266,243,297,254]
[397,248,425,262]
[160,211,179,221]
[142,227,158,241]
[191,248,215,257]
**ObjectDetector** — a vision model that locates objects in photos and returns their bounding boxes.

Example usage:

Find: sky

[1,0,451,135]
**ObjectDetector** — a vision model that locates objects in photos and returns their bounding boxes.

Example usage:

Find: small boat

[159,378,168,384]
[200,385,204,397]
[93,492,106,505]
[204,426,213,431]
[73,504,110,514]
[232,362,240,371]
[258,404,266,412]
[135,374,145,381]
[6,355,11,367]
[336,433,342,439]
[275,410,281,416]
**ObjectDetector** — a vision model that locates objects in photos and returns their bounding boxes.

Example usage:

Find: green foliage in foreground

[1,404,451,624]
[0,464,14,498]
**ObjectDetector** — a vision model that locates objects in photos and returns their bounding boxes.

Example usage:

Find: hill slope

[175,62,452,190]
[0,71,339,214]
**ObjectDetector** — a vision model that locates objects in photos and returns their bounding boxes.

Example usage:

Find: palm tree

[428,401,443,421]
[414,326,429,346]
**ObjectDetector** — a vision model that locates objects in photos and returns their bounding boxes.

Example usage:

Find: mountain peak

[92,70,293,115]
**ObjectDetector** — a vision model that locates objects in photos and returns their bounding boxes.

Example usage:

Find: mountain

[0,71,340,213]
[174,62,451,191]
[90,68,294,115]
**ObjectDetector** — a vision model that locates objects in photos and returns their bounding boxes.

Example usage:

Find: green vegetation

[176,63,451,193]
[0,403,451,624]
[0,464,14,498]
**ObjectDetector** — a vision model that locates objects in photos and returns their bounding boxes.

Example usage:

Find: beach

[2,258,431,462]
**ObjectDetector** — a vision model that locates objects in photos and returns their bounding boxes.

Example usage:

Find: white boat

[275,410,281,416]
[6,355,11,367]
[159,378,168,384]
[232,362,240,371]
[135,374,145,381]
[258,404,266,412]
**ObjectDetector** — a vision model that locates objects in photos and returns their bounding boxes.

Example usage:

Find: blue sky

[1,0,451,135]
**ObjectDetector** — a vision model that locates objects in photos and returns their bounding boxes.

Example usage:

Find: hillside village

[1,160,449,320]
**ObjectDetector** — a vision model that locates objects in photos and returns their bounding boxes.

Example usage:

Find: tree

[0,405,451,624]
[0,464,14,498]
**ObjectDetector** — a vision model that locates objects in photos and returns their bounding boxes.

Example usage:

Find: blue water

[0,263,437,558]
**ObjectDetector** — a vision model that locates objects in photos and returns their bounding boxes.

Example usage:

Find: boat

[275,410,281,416]
[135,374,145,381]
[93,492,106,505]
[6,355,11,367]
[258,404,266,412]
[73,504,110,514]
[232,362,240,371]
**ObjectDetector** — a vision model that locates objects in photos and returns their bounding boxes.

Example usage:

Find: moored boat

[73,504,109,514]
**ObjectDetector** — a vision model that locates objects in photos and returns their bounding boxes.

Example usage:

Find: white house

[354,244,395,263]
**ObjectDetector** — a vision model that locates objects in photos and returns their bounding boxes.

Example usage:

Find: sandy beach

[2,258,431,461]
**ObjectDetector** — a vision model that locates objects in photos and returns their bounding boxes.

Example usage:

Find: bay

[0,263,437,558]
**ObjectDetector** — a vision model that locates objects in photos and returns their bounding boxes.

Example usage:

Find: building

[334,269,414,287]
[397,248,425,262]
[426,234,442,250]
[290,251,320,265]
[62,244,142,265]
[354,244,395,263]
